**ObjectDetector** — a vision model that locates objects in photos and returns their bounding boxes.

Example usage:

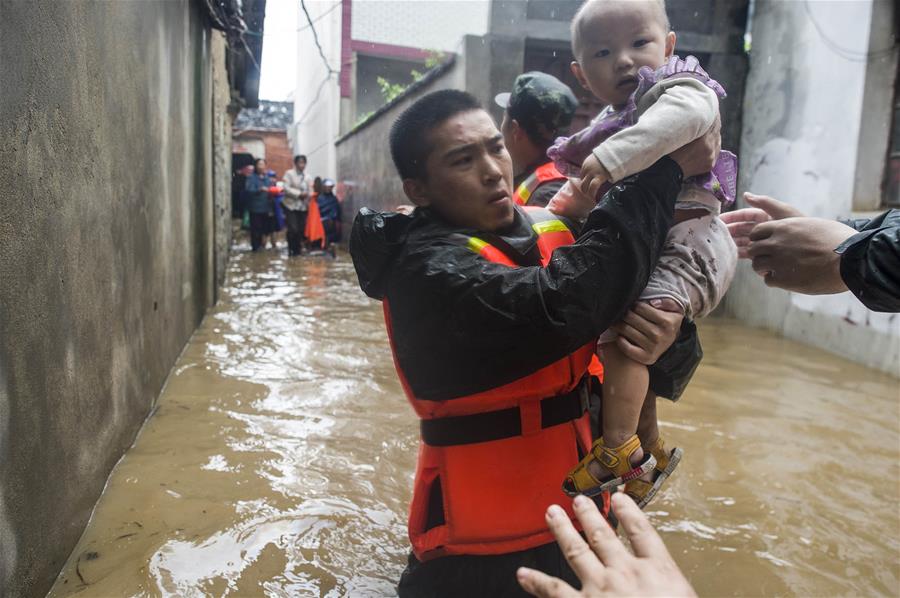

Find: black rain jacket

[350,158,702,402]
[838,209,900,312]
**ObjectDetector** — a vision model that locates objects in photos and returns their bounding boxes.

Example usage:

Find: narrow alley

[48,241,899,598]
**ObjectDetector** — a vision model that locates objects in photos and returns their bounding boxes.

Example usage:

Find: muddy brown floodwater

[50,244,899,597]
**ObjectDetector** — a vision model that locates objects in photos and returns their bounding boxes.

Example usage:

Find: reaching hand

[747,216,856,294]
[720,193,803,258]
[579,155,611,201]
[517,493,696,598]
[548,180,597,220]
[608,299,684,366]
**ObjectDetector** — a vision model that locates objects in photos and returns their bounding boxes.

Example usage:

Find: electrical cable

[300,0,339,74]
[803,0,897,63]
[296,73,335,125]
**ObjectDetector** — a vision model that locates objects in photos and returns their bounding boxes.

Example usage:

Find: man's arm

[282,171,302,200]
[836,209,900,312]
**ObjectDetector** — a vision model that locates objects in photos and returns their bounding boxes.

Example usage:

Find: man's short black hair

[389,90,482,180]
[294,154,307,163]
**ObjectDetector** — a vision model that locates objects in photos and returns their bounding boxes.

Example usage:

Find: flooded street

[50,243,899,598]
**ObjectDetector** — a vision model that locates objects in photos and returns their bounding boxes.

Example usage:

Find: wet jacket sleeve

[836,209,900,312]
[388,158,686,400]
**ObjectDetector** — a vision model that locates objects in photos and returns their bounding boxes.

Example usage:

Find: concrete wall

[351,0,489,53]
[723,0,900,376]
[293,0,344,181]
[336,59,465,220]
[0,1,228,596]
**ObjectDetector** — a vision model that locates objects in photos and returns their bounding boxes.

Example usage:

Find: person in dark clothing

[496,72,579,208]
[317,178,342,247]
[245,158,274,251]
[722,193,900,311]
[349,90,720,597]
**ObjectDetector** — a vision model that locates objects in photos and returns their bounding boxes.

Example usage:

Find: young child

[550,0,738,507]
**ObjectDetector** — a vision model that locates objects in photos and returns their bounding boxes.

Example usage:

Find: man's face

[410,109,514,232]
[295,158,307,172]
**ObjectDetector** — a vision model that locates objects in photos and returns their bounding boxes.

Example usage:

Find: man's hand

[517,494,697,598]
[608,299,684,365]
[668,115,721,178]
[579,155,611,201]
[720,193,803,258]
[748,216,856,294]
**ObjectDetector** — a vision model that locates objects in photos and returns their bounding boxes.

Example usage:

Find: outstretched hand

[517,493,696,598]
[720,193,803,258]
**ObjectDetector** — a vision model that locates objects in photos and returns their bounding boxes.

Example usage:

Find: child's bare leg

[593,341,648,477]
[637,390,659,450]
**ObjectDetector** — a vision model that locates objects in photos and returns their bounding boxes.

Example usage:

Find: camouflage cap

[495,72,578,146]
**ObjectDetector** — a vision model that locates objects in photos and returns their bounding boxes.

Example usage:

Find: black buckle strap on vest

[419,377,591,447]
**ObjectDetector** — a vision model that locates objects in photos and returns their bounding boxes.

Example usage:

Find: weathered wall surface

[0,1,224,596]
[212,31,234,295]
[336,59,464,222]
[723,0,899,376]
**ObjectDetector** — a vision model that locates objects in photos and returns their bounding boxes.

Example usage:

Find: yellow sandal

[624,438,683,508]
[563,434,656,497]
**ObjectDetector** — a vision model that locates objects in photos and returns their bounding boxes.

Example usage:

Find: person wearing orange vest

[350,90,719,596]
[496,72,578,208]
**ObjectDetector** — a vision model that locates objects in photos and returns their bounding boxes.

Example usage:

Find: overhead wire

[300,0,339,75]
[802,0,897,63]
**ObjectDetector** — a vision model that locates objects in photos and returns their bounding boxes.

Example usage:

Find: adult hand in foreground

[747,216,857,294]
[720,193,803,258]
[668,115,721,178]
[608,299,683,366]
[517,493,696,598]
[721,193,857,294]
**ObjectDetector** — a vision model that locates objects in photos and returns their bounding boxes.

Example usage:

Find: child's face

[571,1,675,108]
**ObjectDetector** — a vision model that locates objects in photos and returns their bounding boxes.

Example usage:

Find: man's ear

[402,178,431,207]
[509,118,525,142]
[571,61,590,91]
[664,31,676,59]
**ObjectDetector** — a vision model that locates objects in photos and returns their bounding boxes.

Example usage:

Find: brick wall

[234,130,293,180]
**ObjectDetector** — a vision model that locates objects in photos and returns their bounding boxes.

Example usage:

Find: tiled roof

[234,100,294,131]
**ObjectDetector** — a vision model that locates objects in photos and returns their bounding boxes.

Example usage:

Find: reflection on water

[50,243,899,597]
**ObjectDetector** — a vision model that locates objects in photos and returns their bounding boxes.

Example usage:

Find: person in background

[305,176,326,251]
[495,72,579,208]
[722,193,900,311]
[317,178,343,253]
[282,155,313,256]
[244,158,274,252]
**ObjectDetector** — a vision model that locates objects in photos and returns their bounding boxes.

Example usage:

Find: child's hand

[547,180,596,220]
[579,155,611,200]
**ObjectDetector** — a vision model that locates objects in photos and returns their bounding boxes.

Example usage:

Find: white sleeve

[282,171,301,199]
[592,78,720,182]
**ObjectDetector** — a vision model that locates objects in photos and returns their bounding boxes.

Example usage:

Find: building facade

[0,1,263,595]
[291,0,490,180]
[233,100,295,178]
[723,0,899,375]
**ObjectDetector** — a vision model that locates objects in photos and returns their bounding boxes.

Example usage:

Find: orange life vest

[383,207,609,561]
[513,162,567,206]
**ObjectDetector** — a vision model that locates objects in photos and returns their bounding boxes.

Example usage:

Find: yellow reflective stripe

[532,219,569,235]
[466,236,489,254]
[516,181,532,203]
